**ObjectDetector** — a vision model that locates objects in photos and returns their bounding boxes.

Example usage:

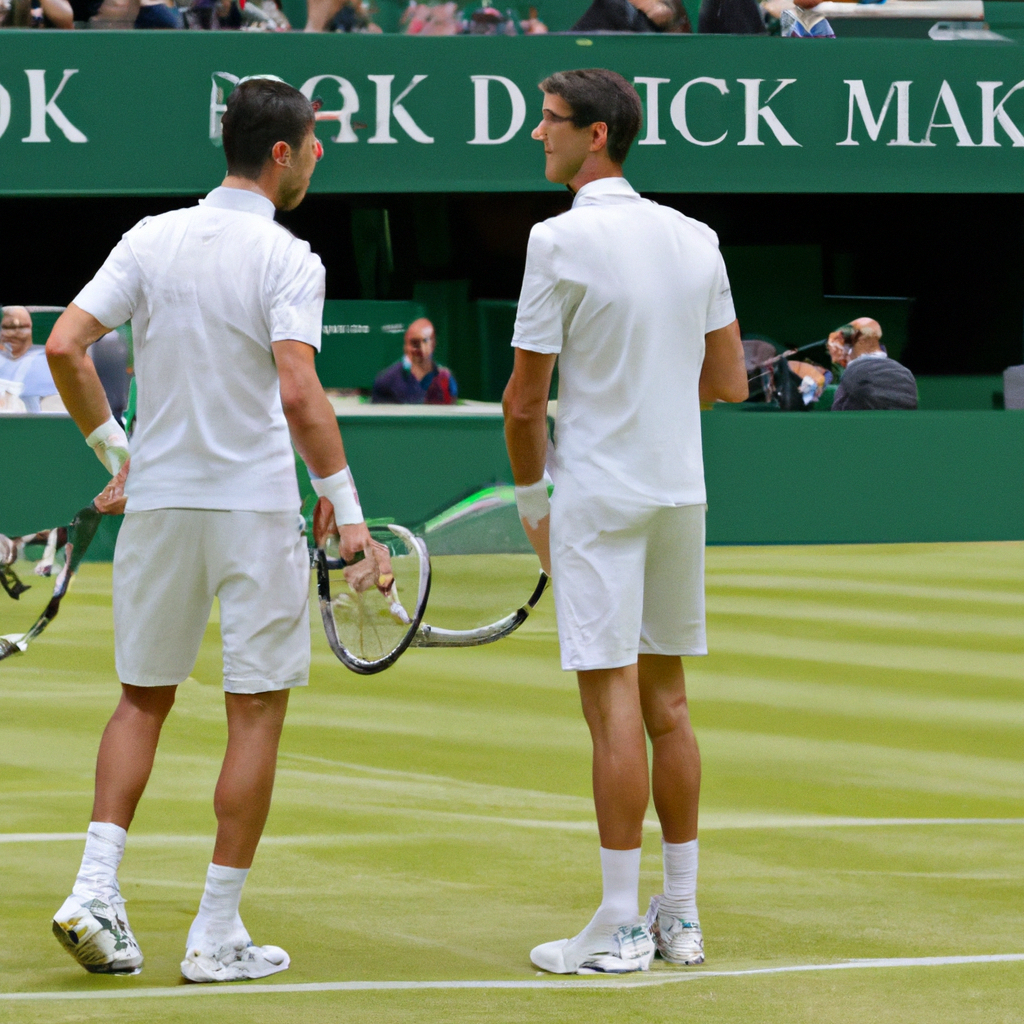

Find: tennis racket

[315,516,432,675]
[0,504,102,662]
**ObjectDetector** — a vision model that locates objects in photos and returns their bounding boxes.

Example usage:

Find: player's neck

[567,160,625,195]
[220,174,279,209]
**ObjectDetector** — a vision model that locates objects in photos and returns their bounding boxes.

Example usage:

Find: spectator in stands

[828,317,918,410]
[372,318,458,404]
[698,0,765,34]
[135,0,183,28]
[90,330,132,426]
[0,307,60,413]
[3,0,73,27]
[573,0,691,32]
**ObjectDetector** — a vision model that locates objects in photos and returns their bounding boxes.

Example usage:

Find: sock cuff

[87,821,127,847]
[662,837,698,854]
[206,862,249,885]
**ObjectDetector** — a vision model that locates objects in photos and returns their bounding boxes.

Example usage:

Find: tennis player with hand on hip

[45,78,381,983]
[503,69,748,975]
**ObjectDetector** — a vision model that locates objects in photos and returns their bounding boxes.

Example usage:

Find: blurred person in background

[573,0,690,32]
[135,0,183,28]
[828,317,917,410]
[372,318,458,404]
[0,307,60,412]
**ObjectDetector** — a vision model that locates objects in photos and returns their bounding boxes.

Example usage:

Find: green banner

[4,32,1024,194]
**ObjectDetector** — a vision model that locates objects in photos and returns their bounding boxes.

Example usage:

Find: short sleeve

[22,348,57,399]
[706,250,736,334]
[512,224,564,354]
[269,243,326,351]
[74,234,143,330]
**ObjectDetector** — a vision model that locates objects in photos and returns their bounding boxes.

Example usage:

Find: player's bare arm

[46,303,119,437]
[502,347,556,574]
[699,319,748,404]
[272,338,372,563]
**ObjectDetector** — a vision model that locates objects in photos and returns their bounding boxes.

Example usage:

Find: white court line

[4,818,1024,844]
[2,954,1023,1002]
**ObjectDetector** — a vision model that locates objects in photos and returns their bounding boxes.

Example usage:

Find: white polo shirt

[75,186,325,513]
[512,177,735,507]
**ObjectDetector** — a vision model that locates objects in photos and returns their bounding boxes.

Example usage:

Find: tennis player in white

[503,69,748,974]
[45,78,377,983]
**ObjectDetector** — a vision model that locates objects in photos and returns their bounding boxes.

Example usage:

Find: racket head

[410,571,548,648]
[316,523,431,674]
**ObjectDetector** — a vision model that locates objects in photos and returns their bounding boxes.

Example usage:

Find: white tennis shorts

[113,509,310,693]
[550,496,707,672]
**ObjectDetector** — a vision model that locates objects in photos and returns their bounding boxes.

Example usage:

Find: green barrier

[6,32,1024,195]
[5,408,1024,551]
[317,299,426,389]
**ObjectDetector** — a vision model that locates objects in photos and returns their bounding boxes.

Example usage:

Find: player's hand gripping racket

[313,497,431,675]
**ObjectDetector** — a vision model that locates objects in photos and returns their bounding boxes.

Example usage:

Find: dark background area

[4,191,1022,376]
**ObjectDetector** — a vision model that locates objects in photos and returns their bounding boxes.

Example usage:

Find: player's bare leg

[529,666,656,974]
[92,684,177,828]
[213,689,290,868]
[638,654,700,843]
[638,653,705,965]
[181,688,291,983]
[53,684,175,976]
[578,664,650,850]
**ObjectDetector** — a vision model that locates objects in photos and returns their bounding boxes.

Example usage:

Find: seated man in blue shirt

[0,307,60,413]
[371,318,458,405]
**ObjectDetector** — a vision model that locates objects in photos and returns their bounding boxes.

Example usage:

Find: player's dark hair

[222,79,315,181]
[539,69,643,164]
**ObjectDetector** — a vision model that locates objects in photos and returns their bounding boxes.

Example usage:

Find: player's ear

[590,121,609,153]
[271,140,291,166]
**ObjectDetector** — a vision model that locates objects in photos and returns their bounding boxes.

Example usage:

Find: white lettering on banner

[21,69,86,144]
[978,81,1024,147]
[838,81,926,147]
[367,75,433,144]
[468,75,526,145]
[209,72,239,141]
[301,75,360,143]
[323,324,370,334]
[634,78,670,145]
[0,83,10,140]
[670,78,729,146]
[736,79,799,147]
[921,80,976,146]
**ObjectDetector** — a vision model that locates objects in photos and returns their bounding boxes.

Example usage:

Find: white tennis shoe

[181,931,290,983]
[52,892,143,975]
[530,921,655,975]
[645,895,705,965]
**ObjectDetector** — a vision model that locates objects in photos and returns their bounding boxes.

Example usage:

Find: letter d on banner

[468,75,525,145]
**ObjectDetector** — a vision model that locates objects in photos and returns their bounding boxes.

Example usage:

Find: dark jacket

[832,356,918,411]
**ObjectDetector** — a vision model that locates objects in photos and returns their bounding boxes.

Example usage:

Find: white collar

[572,176,640,209]
[201,186,276,220]
[850,350,888,363]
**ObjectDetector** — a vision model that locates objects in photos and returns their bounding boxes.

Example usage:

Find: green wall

[5,410,1024,557]
[6,33,1024,195]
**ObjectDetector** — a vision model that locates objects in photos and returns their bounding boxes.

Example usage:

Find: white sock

[661,838,699,923]
[579,847,641,938]
[72,821,126,901]
[186,863,249,950]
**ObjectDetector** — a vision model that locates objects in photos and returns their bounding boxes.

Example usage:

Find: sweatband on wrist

[515,479,550,530]
[311,466,363,525]
[85,416,130,475]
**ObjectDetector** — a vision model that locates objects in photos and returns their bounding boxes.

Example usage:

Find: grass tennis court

[2,543,1023,1023]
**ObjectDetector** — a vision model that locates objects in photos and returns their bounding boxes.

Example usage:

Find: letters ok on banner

[2,33,1024,194]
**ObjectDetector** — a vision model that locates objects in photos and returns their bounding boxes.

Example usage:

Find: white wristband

[311,466,363,525]
[515,479,550,530]
[85,416,130,475]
